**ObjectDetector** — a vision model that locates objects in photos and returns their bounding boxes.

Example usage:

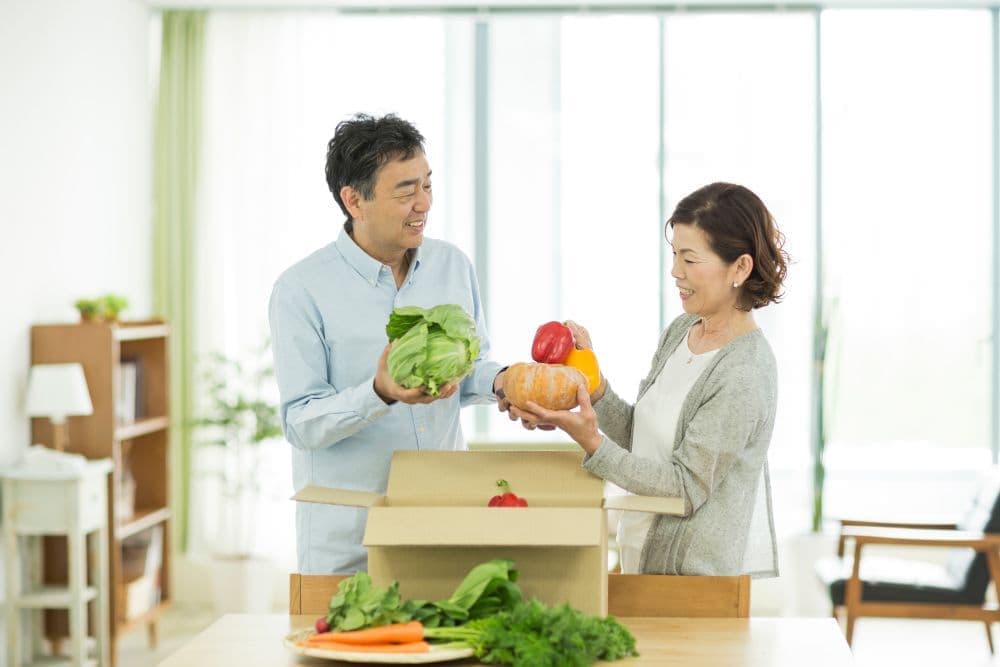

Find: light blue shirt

[268,228,501,574]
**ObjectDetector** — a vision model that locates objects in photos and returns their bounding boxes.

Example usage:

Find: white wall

[0,0,153,467]
[0,1,153,656]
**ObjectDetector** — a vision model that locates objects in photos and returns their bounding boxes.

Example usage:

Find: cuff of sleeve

[471,361,503,398]
[582,435,617,470]
[364,377,395,420]
[493,366,510,397]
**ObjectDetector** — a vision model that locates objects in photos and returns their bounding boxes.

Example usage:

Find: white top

[617,329,718,574]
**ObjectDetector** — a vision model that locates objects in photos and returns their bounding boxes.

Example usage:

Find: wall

[0,3,152,652]
[0,0,153,468]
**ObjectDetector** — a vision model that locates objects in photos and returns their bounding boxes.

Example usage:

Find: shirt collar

[335,226,424,287]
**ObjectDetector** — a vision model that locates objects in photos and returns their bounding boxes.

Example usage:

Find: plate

[284,629,475,664]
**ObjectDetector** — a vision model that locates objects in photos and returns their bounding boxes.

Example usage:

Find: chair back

[607,573,750,617]
[946,467,1000,602]
[290,572,750,618]
[290,573,348,616]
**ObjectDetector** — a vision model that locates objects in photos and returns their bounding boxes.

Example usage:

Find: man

[269,113,507,574]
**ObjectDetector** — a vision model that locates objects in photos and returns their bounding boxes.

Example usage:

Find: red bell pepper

[488,479,528,507]
[531,321,575,364]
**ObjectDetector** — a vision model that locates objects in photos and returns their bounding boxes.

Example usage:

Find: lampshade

[26,363,94,424]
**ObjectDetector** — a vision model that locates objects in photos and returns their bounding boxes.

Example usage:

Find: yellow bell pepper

[564,348,601,394]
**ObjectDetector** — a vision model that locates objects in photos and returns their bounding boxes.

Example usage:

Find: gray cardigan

[584,313,779,577]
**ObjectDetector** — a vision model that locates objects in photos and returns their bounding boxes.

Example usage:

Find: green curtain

[153,10,205,554]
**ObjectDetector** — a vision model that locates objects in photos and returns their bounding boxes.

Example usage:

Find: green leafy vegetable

[325,572,412,631]
[385,304,480,397]
[424,599,639,666]
[325,559,520,631]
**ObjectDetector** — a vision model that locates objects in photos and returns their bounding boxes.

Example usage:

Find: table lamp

[26,363,93,452]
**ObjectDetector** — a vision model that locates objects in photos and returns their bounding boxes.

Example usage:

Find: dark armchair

[815,468,1000,650]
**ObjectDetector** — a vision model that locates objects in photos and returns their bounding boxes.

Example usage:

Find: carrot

[300,640,430,653]
[308,621,424,645]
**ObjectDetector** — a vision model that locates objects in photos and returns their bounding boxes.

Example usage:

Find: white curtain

[190,11,469,565]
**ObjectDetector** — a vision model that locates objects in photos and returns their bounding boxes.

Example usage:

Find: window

[661,12,816,469]
[821,9,993,517]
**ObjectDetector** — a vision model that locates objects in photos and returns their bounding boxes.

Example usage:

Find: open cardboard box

[293,450,683,615]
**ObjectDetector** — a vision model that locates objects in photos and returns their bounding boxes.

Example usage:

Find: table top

[156,614,854,667]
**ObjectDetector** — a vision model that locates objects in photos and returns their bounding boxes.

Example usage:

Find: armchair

[815,468,1000,650]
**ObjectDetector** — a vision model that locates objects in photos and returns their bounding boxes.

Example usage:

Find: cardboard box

[293,450,682,615]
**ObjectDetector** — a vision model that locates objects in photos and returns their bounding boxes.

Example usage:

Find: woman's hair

[668,182,789,311]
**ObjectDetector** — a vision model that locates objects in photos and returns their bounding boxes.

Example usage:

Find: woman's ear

[735,254,754,285]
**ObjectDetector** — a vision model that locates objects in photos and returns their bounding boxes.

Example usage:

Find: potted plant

[100,294,129,322]
[192,344,282,612]
[74,298,103,323]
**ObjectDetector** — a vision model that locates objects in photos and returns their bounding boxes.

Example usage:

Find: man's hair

[325,113,426,229]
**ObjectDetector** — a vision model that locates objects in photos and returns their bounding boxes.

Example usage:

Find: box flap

[364,507,604,546]
[384,450,603,507]
[292,485,385,508]
[603,494,685,515]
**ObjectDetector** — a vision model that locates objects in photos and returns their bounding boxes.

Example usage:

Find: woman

[512,182,788,576]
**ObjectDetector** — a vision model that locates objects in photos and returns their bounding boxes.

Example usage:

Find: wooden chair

[290,572,750,618]
[815,468,1000,650]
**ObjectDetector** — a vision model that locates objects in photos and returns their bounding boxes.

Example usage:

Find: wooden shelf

[113,321,169,342]
[118,507,171,540]
[31,320,172,666]
[114,416,169,441]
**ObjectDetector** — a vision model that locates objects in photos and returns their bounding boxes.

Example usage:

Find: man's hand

[494,368,555,430]
[493,368,512,413]
[373,344,458,405]
[508,386,603,453]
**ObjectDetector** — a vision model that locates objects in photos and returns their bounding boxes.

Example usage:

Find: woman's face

[669,223,739,319]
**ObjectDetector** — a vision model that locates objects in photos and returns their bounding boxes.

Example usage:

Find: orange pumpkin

[502,362,587,411]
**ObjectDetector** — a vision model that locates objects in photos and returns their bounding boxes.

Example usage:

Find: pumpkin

[502,362,588,411]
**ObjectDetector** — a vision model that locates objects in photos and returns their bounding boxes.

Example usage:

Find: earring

[733,281,739,288]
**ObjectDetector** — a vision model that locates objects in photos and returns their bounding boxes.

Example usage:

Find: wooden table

[156,614,854,666]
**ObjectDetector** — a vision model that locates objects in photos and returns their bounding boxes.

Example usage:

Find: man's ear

[340,185,364,221]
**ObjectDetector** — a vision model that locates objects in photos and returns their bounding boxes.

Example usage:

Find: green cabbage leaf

[385,304,480,397]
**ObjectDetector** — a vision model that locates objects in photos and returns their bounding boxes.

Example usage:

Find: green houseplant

[192,346,282,556]
[74,298,103,322]
[100,294,129,322]
[73,293,129,322]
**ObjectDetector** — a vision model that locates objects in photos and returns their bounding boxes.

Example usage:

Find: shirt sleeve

[269,274,391,451]
[459,259,502,406]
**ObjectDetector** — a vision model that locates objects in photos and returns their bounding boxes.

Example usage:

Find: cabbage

[385,304,480,397]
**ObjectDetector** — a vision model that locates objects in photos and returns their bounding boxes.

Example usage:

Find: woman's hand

[564,320,593,350]
[509,386,603,454]
[564,320,608,403]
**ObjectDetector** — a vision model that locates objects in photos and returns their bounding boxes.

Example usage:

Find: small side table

[2,459,112,667]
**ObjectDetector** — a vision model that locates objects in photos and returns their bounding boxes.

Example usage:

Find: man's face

[350,152,432,257]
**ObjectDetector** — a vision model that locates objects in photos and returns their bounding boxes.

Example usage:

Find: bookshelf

[31,320,171,665]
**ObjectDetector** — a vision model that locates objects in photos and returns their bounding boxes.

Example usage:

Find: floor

[116,606,1000,667]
